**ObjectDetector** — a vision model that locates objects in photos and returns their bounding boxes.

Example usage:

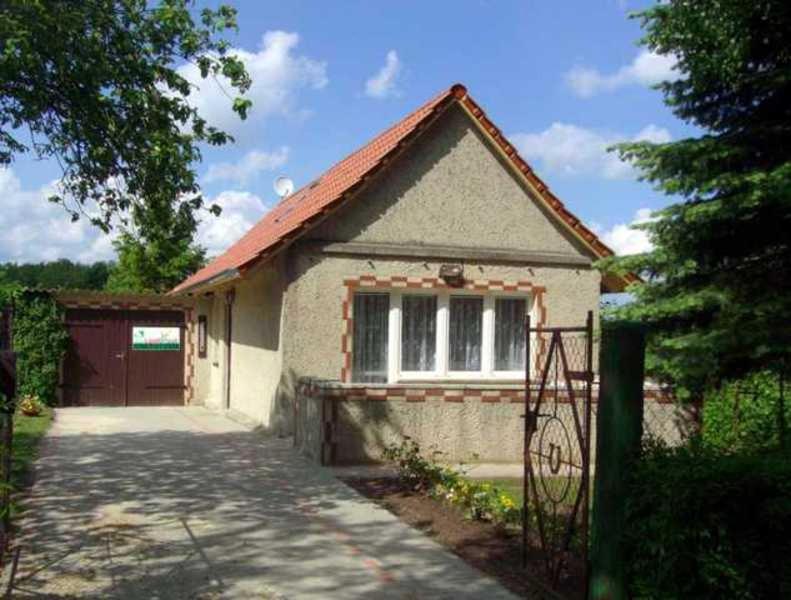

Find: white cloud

[0,167,118,263]
[204,146,289,186]
[176,30,328,140]
[566,50,678,98]
[197,190,270,257]
[0,165,276,265]
[596,208,655,256]
[511,122,671,180]
[364,50,403,99]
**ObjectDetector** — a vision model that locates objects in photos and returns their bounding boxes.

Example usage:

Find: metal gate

[522,311,594,591]
[62,309,186,406]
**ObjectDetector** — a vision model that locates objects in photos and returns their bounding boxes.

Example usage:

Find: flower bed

[382,438,522,527]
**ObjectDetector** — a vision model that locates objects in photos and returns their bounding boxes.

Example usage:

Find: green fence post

[589,322,646,600]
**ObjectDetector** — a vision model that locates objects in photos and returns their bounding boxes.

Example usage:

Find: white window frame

[381,288,533,383]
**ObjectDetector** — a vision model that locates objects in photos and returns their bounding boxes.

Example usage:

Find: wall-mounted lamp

[439,263,464,287]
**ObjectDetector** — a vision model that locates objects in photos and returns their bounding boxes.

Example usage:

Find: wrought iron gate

[522,311,594,591]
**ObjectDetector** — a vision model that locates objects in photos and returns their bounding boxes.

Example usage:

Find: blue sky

[0,0,691,263]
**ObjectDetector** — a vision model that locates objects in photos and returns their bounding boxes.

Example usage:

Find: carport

[56,291,195,407]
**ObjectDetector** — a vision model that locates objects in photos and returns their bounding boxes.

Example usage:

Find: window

[197,315,208,358]
[449,296,483,371]
[401,295,436,372]
[494,298,526,371]
[351,289,530,383]
[352,293,390,383]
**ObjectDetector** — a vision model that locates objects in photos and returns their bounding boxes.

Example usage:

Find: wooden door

[126,310,185,406]
[62,309,127,406]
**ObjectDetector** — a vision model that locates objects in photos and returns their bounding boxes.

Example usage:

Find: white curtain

[352,293,389,383]
[401,295,437,371]
[494,298,526,370]
[449,296,483,371]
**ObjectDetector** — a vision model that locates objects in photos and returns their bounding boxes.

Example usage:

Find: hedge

[0,288,69,406]
[702,371,789,452]
[624,440,791,599]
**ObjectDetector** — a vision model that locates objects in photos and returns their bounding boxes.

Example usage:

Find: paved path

[10,407,516,599]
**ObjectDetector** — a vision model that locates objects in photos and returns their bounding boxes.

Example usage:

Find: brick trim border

[58,297,195,405]
[298,381,676,405]
[340,275,547,383]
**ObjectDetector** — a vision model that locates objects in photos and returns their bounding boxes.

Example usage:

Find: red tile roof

[173,84,633,294]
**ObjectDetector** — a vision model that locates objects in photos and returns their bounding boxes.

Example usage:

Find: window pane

[352,293,389,383]
[449,296,483,371]
[495,298,526,371]
[401,295,437,371]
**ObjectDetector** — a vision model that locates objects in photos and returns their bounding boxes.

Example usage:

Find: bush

[625,440,791,599]
[702,371,789,452]
[383,438,522,526]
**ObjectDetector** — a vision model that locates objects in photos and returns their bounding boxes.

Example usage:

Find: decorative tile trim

[340,275,548,383]
[297,381,676,405]
[184,308,195,404]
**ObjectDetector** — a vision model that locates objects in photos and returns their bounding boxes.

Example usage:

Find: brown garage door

[62,309,185,406]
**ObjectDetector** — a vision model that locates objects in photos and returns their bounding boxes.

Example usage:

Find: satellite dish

[273,176,294,198]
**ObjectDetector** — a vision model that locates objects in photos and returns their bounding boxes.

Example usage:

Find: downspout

[224,289,235,410]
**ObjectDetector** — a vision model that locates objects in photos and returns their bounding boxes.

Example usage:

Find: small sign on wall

[132,326,181,351]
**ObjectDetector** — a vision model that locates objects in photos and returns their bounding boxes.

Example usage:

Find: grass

[10,407,53,502]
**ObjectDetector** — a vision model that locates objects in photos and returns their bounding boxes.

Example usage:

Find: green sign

[132,326,181,351]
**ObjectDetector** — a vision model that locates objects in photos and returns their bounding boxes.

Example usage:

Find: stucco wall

[226,263,286,428]
[297,381,687,465]
[295,386,324,462]
[307,103,592,260]
[282,251,601,385]
[191,261,289,431]
[192,296,213,406]
[193,293,228,412]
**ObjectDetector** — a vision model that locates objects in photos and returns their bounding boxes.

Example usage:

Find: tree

[605,0,791,400]
[0,259,112,290]
[0,0,250,230]
[105,194,205,293]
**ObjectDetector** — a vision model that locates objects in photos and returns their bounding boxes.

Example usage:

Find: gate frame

[522,310,594,592]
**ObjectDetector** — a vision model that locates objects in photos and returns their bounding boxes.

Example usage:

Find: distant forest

[0,259,112,290]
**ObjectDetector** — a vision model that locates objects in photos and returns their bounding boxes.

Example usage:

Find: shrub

[383,438,523,526]
[625,439,791,599]
[702,371,790,452]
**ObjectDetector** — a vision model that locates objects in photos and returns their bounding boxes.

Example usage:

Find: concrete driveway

[10,407,515,599]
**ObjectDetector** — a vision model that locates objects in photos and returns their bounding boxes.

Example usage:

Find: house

[174,83,637,463]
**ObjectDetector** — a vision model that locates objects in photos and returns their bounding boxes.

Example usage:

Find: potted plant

[18,395,43,417]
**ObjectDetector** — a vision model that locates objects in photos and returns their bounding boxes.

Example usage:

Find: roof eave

[170,267,242,296]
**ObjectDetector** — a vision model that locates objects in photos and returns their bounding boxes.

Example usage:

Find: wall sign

[132,326,181,351]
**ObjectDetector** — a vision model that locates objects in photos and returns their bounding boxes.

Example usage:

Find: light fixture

[439,264,464,287]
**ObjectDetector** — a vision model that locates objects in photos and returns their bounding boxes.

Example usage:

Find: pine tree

[605,0,791,400]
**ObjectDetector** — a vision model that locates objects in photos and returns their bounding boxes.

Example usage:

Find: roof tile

[174,83,632,294]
